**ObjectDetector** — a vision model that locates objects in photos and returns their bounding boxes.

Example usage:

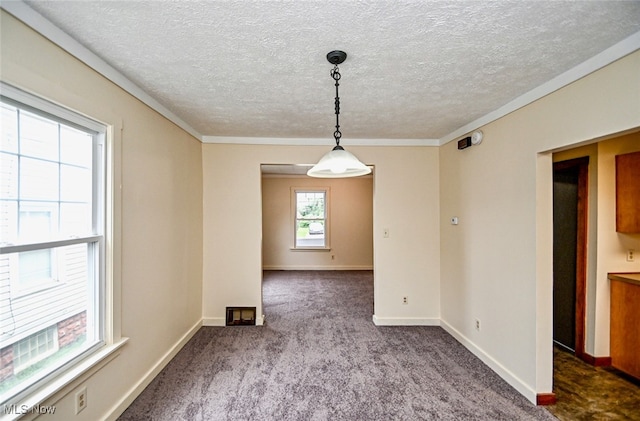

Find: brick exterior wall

[57,311,87,348]
[0,346,13,382]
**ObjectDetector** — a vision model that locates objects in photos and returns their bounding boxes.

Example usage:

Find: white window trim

[0,82,126,416]
[290,187,331,251]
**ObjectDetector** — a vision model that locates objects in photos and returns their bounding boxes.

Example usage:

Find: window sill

[290,247,332,251]
[7,337,129,420]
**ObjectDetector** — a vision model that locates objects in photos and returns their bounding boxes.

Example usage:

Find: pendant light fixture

[307,51,371,178]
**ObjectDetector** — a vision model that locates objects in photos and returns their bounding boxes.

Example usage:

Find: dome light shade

[307,146,371,178]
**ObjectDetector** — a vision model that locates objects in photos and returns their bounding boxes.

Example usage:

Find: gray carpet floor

[118,270,557,420]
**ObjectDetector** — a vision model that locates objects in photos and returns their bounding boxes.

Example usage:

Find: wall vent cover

[226,307,256,326]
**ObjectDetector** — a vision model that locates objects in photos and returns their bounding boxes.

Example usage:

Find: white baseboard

[440,319,537,404]
[105,319,203,420]
[372,315,440,326]
[202,317,225,326]
[263,265,374,270]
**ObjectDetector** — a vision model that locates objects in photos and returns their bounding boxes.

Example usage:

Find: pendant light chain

[331,64,342,147]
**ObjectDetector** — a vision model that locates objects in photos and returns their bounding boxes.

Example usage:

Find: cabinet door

[610,280,640,380]
[616,151,640,233]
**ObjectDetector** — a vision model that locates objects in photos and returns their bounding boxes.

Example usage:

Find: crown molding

[201,136,439,146]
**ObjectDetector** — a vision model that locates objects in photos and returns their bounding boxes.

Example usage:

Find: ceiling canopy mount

[326,50,347,65]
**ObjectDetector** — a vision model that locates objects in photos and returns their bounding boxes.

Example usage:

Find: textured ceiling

[19,0,640,142]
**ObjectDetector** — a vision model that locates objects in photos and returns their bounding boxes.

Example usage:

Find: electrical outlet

[402,296,408,305]
[75,386,87,414]
[475,319,481,331]
[627,249,635,262]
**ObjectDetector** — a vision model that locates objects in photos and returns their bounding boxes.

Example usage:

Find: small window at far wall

[293,188,329,249]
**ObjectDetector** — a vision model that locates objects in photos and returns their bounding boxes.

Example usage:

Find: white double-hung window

[292,188,330,249]
[0,84,106,407]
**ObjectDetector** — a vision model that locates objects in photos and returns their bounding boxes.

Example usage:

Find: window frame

[291,187,331,250]
[0,82,111,409]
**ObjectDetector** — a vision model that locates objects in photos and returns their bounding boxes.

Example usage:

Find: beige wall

[440,51,640,402]
[261,175,373,270]
[202,144,441,326]
[1,11,203,420]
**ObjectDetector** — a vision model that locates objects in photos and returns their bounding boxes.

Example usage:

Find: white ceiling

[13,1,640,145]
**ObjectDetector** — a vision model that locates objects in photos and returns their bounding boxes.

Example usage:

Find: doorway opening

[259,164,374,322]
[552,157,588,358]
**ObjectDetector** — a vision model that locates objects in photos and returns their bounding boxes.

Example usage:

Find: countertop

[608,273,640,287]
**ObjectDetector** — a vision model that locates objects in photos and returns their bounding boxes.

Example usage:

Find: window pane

[295,220,325,247]
[60,126,92,167]
[13,326,59,373]
[19,203,57,242]
[19,249,53,286]
[0,152,18,200]
[296,192,325,219]
[1,243,99,400]
[60,203,91,237]
[19,111,58,161]
[20,157,59,201]
[60,164,91,203]
[0,200,18,244]
[1,104,18,153]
